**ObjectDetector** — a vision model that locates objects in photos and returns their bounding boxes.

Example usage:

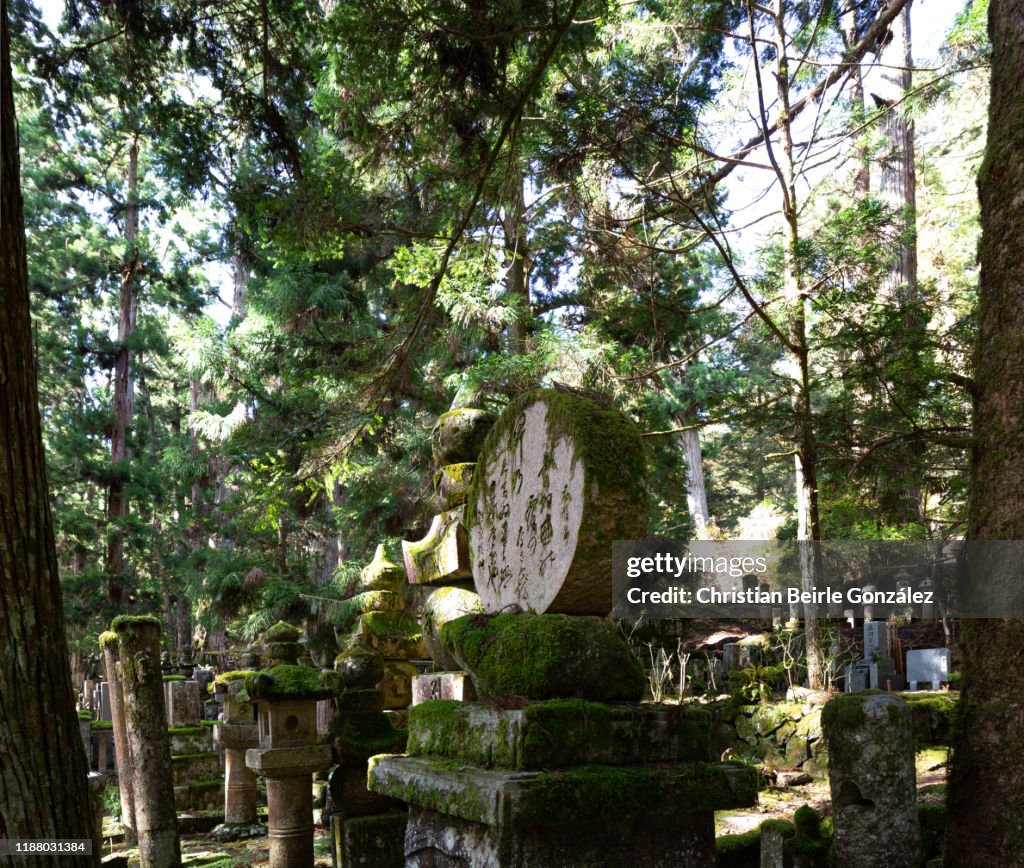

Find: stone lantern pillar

[244,622,341,868]
[212,672,261,838]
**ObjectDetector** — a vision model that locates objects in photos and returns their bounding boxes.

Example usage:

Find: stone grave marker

[906,648,950,691]
[466,389,648,615]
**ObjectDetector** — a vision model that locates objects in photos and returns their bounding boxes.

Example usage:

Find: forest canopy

[9,0,989,659]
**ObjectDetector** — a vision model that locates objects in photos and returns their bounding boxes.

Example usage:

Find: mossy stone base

[402,803,712,868]
[243,665,343,702]
[433,462,476,509]
[407,699,711,769]
[173,780,223,812]
[441,612,645,701]
[368,755,756,827]
[169,728,214,755]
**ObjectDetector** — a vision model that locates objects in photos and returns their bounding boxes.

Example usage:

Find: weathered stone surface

[369,755,757,827]
[380,659,418,709]
[165,679,203,727]
[823,693,918,868]
[169,727,215,755]
[109,615,180,867]
[421,586,484,668]
[466,390,648,615]
[441,612,645,701]
[431,409,495,465]
[433,462,476,510]
[171,751,220,785]
[335,812,406,868]
[334,646,386,689]
[403,508,472,585]
[407,699,711,769]
[411,672,477,706]
[173,781,223,812]
[327,765,402,818]
[244,665,343,703]
[404,803,714,868]
[358,612,429,660]
[246,743,333,775]
[358,544,406,592]
[337,688,386,715]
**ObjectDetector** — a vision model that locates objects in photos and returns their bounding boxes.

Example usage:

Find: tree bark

[106,140,140,605]
[679,424,710,538]
[945,1,1024,863]
[0,2,98,860]
[503,174,530,354]
[841,1,869,197]
[770,0,825,687]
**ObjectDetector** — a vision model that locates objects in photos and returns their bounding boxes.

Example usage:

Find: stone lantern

[212,672,261,839]
[245,622,342,868]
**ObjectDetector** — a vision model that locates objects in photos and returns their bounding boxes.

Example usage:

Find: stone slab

[411,672,477,706]
[368,755,757,828]
[166,680,203,727]
[171,752,221,785]
[404,802,714,868]
[406,700,711,769]
[246,743,333,776]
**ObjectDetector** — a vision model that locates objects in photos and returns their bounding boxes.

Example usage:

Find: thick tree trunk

[679,425,710,538]
[841,1,869,196]
[873,0,917,304]
[503,175,530,354]
[106,141,140,605]
[945,2,1024,863]
[0,4,97,860]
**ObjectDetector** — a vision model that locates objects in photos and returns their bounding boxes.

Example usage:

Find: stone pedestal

[244,623,341,868]
[823,693,918,868]
[411,671,476,705]
[106,616,180,867]
[369,696,755,867]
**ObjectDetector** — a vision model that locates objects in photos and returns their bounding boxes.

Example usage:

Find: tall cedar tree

[0,0,97,860]
[945,0,1024,862]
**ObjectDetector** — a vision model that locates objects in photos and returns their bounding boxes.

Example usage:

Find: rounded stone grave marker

[466,389,648,615]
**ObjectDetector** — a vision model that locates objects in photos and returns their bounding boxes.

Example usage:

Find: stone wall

[708,693,957,780]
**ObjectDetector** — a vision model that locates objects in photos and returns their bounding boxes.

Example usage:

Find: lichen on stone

[110,614,163,633]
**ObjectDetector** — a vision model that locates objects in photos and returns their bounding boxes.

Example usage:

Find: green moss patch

[110,614,163,632]
[91,720,113,731]
[264,621,301,642]
[440,612,645,701]
[168,725,205,736]
[98,630,119,649]
[244,664,342,701]
[163,674,187,682]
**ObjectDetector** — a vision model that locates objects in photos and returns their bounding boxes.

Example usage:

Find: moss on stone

[264,621,302,642]
[821,690,884,732]
[98,630,119,649]
[163,674,187,682]
[92,720,113,731]
[360,611,420,639]
[440,612,645,701]
[214,670,254,685]
[78,709,92,720]
[714,826,762,867]
[244,664,343,701]
[110,614,163,633]
[168,725,205,736]
[905,693,958,745]
[464,388,648,530]
[431,409,495,465]
[917,802,947,865]
[172,752,218,762]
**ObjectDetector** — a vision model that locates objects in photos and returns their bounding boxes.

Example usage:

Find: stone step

[368,755,757,829]
[407,699,712,769]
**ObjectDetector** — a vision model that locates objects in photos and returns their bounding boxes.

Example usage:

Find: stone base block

[173,781,223,812]
[332,811,406,868]
[169,726,215,755]
[407,699,711,769]
[358,613,429,660]
[171,751,221,785]
[411,672,477,706]
[368,755,757,829]
[404,804,714,867]
[246,743,333,776]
